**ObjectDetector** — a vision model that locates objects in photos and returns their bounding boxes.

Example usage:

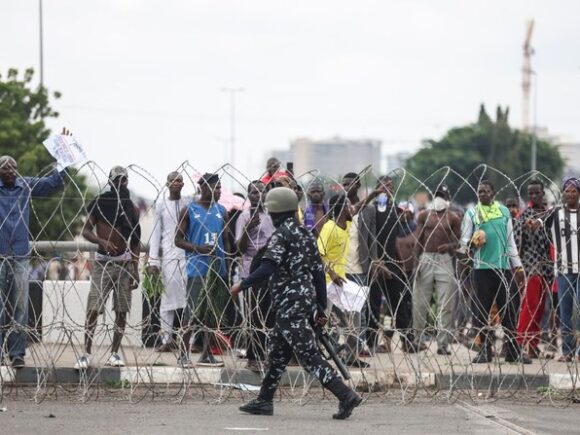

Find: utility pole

[39,0,44,88]
[521,20,534,132]
[221,87,244,170]
[531,71,538,172]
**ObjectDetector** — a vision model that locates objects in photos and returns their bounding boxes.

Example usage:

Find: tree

[404,104,564,204]
[0,68,90,242]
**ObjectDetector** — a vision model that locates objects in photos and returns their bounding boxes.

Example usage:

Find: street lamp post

[39,0,44,88]
[221,87,244,170]
[531,71,538,173]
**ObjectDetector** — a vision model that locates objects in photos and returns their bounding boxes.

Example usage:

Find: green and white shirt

[460,202,522,270]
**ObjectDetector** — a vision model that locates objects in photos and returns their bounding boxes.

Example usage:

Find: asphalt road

[0,396,578,434]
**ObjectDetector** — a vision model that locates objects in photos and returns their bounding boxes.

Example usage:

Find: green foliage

[0,68,90,241]
[142,268,165,299]
[404,105,565,204]
[104,379,131,389]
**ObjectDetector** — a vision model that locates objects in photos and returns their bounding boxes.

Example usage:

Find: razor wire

[0,160,579,407]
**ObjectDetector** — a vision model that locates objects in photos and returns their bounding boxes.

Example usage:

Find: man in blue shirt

[175,173,230,367]
[0,154,66,368]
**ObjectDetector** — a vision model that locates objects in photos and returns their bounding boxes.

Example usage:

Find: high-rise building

[537,128,580,177]
[288,136,381,179]
[558,141,580,177]
[386,151,412,173]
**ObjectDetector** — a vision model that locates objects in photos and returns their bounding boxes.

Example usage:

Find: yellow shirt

[317,220,351,283]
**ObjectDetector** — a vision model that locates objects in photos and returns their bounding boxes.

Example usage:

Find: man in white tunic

[148,172,189,351]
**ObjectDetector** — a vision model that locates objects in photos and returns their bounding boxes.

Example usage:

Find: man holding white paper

[317,194,369,368]
[0,129,71,368]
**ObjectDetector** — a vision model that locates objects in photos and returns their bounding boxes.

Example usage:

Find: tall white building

[386,151,412,173]
[558,141,580,177]
[287,136,381,179]
[537,128,580,177]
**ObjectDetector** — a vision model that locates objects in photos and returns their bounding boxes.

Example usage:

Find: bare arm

[174,207,214,254]
[451,212,462,240]
[442,212,462,253]
[82,214,117,253]
[352,189,380,215]
[413,211,426,261]
[174,207,194,252]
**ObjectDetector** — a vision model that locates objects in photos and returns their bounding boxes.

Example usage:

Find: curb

[435,373,549,390]
[1,366,579,391]
[549,374,580,390]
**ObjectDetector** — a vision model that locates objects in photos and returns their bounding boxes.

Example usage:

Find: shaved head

[167,171,182,182]
[0,155,18,186]
[0,155,17,167]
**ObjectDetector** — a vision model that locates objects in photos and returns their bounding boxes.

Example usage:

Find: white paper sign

[327,280,369,313]
[42,135,88,171]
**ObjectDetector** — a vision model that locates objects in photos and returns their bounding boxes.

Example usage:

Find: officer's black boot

[239,398,274,416]
[239,376,276,415]
[325,378,362,420]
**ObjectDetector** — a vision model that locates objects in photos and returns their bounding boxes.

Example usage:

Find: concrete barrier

[42,280,144,347]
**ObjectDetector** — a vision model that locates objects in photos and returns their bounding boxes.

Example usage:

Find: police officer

[231,187,362,420]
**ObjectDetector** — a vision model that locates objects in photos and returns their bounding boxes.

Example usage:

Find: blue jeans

[557,273,580,357]
[0,257,30,360]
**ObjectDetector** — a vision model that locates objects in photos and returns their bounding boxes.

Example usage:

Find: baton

[316,327,351,380]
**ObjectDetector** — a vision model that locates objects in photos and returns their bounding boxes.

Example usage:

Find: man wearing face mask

[412,184,461,355]
[358,176,416,353]
[75,166,141,369]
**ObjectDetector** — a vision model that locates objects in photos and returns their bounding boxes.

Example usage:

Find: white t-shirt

[345,214,363,274]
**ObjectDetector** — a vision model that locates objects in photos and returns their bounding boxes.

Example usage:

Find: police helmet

[265,187,299,213]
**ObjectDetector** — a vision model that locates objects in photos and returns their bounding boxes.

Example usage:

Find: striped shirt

[545,207,579,275]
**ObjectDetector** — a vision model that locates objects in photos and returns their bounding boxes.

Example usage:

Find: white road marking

[456,401,537,435]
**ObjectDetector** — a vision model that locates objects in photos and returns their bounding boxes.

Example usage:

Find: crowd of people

[1,152,580,375]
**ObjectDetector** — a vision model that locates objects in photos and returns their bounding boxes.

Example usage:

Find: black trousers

[366,267,413,347]
[246,284,275,361]
[259,299,338,401]
[471,269,520,353]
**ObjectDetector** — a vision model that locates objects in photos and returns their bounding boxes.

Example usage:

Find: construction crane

[522,20,535,132]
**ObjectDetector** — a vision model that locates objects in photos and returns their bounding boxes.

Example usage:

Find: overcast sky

[2,0,580,197]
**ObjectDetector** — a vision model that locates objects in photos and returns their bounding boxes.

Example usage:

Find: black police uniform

[240,217,338,396]
[239,217,360,418]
